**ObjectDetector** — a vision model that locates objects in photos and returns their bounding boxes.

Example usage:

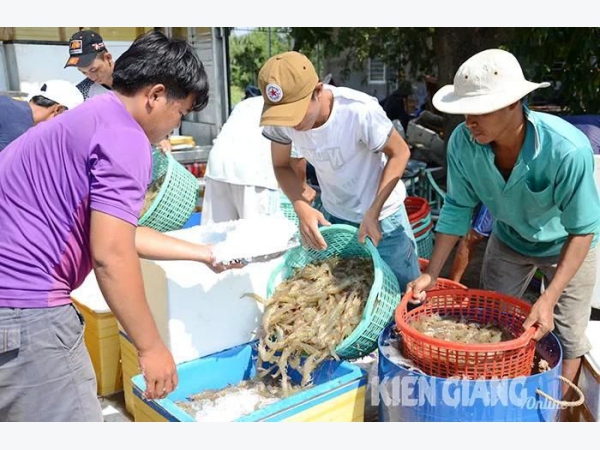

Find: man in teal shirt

[409,49,599,397]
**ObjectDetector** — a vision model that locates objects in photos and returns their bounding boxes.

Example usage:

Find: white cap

[433,49,550,115]
[28,80,84,110]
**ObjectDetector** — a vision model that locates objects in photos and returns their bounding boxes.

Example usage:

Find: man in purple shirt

[0,31,217,421]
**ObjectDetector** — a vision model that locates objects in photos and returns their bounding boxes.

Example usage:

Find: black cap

[64,30,106,68]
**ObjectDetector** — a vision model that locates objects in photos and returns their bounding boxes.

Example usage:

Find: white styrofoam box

[593,154,600,309]
[71,272,111,314]
[133,220,291,365]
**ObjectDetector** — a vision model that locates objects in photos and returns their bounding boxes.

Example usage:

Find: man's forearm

[426,233,462,278]
[94,250,163,354]
[135,226,211,263]
[274,166,306,208]
[542,233,594,306]
[369,152,409,217]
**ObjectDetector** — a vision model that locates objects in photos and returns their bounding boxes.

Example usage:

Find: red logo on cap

[266,83,283,103]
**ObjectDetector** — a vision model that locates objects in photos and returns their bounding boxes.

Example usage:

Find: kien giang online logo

[369,375,561,410]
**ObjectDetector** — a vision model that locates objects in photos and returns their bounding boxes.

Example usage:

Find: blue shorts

[472,204,493,237]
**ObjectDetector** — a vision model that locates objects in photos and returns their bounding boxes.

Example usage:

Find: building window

[368,58,386,84]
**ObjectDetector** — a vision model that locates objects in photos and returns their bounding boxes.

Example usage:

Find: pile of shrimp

[139,173,166,218]
[251,257,374,395]
[410,314,513,344]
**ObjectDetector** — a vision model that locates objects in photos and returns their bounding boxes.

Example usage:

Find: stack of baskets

[405,196,434,259]
[394,288,537,379]
[266,224,401,359]
[139,150,200,232]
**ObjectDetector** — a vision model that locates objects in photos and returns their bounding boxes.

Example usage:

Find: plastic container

[266,224,400,359]
[378,322,563,422]
[395,289,536,379]
[139,150,199,232]
[131,341,367,422]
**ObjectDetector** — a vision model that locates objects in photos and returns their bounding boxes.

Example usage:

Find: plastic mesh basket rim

[266,224,401,359]
[139,151,199,232]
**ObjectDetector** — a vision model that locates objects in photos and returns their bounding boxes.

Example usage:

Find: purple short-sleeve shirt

[0,92,152,308]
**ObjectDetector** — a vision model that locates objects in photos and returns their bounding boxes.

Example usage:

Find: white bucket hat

[433,49,550,115]
[28,80,84,110]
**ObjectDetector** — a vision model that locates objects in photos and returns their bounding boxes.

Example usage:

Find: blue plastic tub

[131,341,368,422]
[377,323,562,422]
[181,212,202,229]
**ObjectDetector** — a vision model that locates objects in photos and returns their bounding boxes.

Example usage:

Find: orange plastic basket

[405,196,429,223]
[418,258,467,290]
[395,289,536,379]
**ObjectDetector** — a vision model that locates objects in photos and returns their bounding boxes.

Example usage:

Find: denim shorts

[322,206,421,293]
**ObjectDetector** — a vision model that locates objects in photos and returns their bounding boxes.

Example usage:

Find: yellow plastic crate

[72,298,122,397]
[119,332,140,415]
[131,341,367,422]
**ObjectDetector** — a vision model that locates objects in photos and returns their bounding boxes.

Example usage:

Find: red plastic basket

[405,196,429,223]
[395,289,536,379]
[418,258,467,290]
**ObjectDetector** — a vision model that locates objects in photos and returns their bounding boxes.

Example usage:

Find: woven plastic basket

[279,191,300,227]
[418,258,467,290]
[416,230,434,259]
[139,150,199,232]
[395,289,536,379]
[266,224,401,359]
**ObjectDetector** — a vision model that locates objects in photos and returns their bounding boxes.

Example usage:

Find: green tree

[289,27,600,115]
[229,28,292,103]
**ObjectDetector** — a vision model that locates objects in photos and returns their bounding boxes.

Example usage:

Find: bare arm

[407,232,462,302]
[272,141,330,249]
[359,128,411,245]
[523,233,594,340]
[370,128,411,217]
[289,157,317,204]
[136,226,212,262]
[90,210,176,400]
[272,141,306,204]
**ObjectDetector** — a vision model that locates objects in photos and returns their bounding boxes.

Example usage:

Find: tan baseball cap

[258,51,319,127]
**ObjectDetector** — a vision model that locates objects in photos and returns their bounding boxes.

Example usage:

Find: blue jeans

[321,206,421,293]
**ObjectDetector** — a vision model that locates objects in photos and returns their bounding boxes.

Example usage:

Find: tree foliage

[229,28,292,94]
[289,27,600,114]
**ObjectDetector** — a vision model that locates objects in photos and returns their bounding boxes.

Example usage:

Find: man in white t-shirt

[258,51,420,291]
[202,94,314,224]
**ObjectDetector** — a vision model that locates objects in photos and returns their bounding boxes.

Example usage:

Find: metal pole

[267,27,271,57]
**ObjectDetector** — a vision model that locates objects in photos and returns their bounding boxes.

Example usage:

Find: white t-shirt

[206,97,293,190]
[263,85,406,223]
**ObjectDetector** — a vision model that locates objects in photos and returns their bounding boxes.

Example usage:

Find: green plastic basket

[416,229,434,259]
[139,150,199,232]
[279,191,300,227]
[266,224,401,359]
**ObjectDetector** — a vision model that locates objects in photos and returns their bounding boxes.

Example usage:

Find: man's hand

[138,342,178,400]
[302,183,317,205]
[197,244,246,273]
[358,210,382,246]
[296,202,331,250]
[157,138,173,154]
[406,274,437,304]
[522,293,556,340]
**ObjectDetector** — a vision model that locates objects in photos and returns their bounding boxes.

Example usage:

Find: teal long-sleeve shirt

[436,108,600,257]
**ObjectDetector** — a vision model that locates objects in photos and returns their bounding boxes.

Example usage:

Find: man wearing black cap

[64,30,114,99]
[65,29,173,151]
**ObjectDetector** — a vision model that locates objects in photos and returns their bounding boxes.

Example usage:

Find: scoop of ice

[210,215,299,264]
